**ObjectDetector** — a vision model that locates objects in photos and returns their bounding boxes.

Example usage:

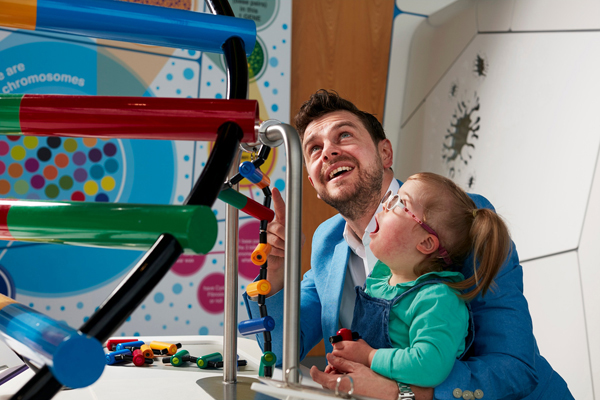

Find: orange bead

[246,279,271,297]
[251,243,271,266]
[140,344,154,358]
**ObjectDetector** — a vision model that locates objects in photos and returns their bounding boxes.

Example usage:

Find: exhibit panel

[522,252,593,400]
[0,1,292,340]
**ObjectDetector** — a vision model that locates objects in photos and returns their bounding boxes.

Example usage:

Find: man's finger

[326,354,356,374]
[310,365,335,389]
[271,187,286,224]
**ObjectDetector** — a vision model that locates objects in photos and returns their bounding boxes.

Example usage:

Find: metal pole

[261,123,303,383]
[223,148,241,383]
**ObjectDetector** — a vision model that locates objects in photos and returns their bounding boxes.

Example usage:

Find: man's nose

[322,142,340,160]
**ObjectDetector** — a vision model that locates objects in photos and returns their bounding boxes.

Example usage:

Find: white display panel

[512,0,600,31]
[396,32,600,262]
[476,0,515,32]
[522,252,593,400]
[400,4,477,126]
[383,13,425,155]
[578,150,600,395]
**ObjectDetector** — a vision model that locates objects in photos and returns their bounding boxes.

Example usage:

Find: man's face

[302,110,388,220]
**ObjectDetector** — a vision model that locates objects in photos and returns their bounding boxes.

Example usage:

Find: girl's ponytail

[448,208,511,300]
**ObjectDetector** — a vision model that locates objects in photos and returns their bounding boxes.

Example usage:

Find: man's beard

[318,156,384,221]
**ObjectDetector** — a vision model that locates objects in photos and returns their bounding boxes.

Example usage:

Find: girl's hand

[331,339,377,367]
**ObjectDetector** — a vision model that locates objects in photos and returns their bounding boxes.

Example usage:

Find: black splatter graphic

[443,95,480,176]
[467,174,476,190]
[474,54,487,77]
[449,82,458,97]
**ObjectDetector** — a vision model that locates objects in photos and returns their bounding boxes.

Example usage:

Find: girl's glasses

[381,191,452,265]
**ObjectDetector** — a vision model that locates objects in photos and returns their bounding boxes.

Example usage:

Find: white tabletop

[0,335,277,400]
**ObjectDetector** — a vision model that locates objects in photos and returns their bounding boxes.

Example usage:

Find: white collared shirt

[338,179,400,329]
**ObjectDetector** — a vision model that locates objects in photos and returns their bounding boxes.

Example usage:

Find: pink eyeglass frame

[381,191,452,265]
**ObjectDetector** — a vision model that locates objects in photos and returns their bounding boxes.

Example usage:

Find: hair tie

[472,209,478,217]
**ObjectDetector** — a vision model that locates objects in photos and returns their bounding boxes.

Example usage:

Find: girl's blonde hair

[407,172,511,301]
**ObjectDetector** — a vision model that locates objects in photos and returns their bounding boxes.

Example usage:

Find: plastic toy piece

[106,349,132,366]
[206,360,247,369]
[246,279,271,297]
[0,94,259,143]
[239,161,271,189]
[149,341,181,356]
[259,351,276,378]
[129,349,153,367]
[162,350,190,367]
[0,0,257,55]
[0,294,105,389]
[238,316,275,336]
[196,352,222,369]
[140,344,154,359]
[251,244,272,266]
[218,189,275,222]
[115,340,145,351]
[0,199,218,255]
[329,328,360,344]
[105,338,138,351]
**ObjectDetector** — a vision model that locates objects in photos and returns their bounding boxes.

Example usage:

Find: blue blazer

[245,184,572,399]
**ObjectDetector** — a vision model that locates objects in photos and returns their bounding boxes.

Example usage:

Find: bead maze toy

[0,0,305,399]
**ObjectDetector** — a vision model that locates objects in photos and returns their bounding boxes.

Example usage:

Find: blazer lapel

[322,242,350,340]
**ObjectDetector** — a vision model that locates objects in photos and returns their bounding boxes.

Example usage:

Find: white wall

[385,1,600,398]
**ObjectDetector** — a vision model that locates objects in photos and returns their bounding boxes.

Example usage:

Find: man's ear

[378,139,394,169]
[416,235,439,255]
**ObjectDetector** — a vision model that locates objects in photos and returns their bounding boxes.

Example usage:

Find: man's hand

[265,188,305,296]
[265,188,285,295]
[332,339,376,367]
[310,354,398,400]
[310,354,434,400]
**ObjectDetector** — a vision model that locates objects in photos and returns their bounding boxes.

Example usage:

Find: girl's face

[369,180,432,274]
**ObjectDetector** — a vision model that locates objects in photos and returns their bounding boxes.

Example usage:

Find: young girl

[329,172,511,388]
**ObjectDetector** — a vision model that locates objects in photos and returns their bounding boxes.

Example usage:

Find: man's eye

[340,132,351,139]
[310,145,321,154]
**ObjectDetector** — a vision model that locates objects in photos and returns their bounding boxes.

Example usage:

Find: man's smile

[328,166,354,180]
[323,161,357,183]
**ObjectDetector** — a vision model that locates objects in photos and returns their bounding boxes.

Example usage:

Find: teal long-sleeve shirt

[366,262,469,387]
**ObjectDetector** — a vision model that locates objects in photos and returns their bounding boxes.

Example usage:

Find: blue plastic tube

[115,340,145,351]
[0,296,105,389]
[238,316,275,336]
[33,0,256,55]
[239,161,263,183]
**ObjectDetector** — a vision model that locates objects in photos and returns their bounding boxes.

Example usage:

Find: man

[244,90,572,399]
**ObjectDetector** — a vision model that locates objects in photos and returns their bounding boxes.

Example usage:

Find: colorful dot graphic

[0,137,124,202]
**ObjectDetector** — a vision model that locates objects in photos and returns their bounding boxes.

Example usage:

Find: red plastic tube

[0,94,259,142]
[217,189,274,222]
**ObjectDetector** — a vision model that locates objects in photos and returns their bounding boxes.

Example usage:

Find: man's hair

[294,89,387,144]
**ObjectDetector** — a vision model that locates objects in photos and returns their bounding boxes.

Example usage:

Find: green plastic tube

[0,199,217,254]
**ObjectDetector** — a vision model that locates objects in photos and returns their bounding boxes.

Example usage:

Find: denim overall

[350,279,475,358]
